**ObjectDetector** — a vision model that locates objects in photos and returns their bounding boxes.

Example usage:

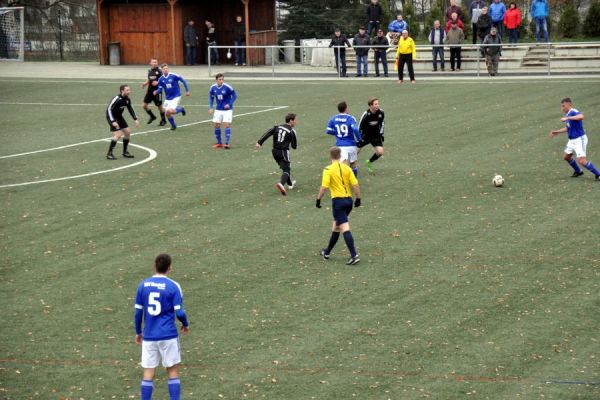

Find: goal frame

[0,6,24,62]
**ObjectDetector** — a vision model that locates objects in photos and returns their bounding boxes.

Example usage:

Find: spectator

[388,15,408,33]
[445,20,465,71]
[483,26,502,76]
[205,20,219,65]
[354,26,371,77]
[445,0,464,23]
[445,12,465,32]
[395,30,416,84]
[184,20,199,65]
[489,0,506,38]
[477,7,492,43]
[530,0,549,43]
[232,15,246,66]
[504,2,522,44]
[469,0,486,44]
[372,28,389,77]
[366,0,384,36]
[329,28,352,77]
[428,20,445,72]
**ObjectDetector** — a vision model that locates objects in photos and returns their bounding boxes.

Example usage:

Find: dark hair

[154,253,172,273]
[119,84,129,92]
[215,73,224,80]
[330,146,342,160]
[561,97,572,104]
[337,101,348,113]
[161,63,168,68]
[285,113,296,123]
[368,97,378,106]
[509,1,517,7]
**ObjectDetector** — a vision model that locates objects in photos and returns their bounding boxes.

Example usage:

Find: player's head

[120,84,130,97]
[161,63,169,75]
[149,58,158,68]
[368,97,379,112]
[330,146,342,161]
[337,101,348,114]
[285,113,297,126]
[215,73,225,85]
[561,97,573,113]
[154,253,172,274]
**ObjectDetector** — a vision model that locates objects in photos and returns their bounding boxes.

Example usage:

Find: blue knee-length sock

[225,128,231,144]
[343,231,357,257]
[175,106,184,114]
[168,117,176,128]
[326,232,340,253]
[585,161,600,176]
[141,380,153,400]
[567,159,581,173]
[168,378,181,400]
[214,128,222,144]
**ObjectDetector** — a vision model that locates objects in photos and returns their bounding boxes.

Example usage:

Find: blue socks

[168,117,176,128]
[168,378,181,400]
[225,127,231,145]
[141,380,153,400]
[343,231,357,257]
[175,106,184,114]
[326,232,340,253]
[585,161,600,176]
[214,128,222,144]
[567,159,581,173]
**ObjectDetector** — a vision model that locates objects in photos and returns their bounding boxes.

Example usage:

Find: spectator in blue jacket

[489,0,506,38]
[531,0,549,43]
[388,15,408,33]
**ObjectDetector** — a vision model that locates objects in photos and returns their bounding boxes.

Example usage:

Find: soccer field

[1,76,599,399]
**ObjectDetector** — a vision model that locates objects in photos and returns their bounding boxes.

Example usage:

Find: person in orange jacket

[504,2,522,44]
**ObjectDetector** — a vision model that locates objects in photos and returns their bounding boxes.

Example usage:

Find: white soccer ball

[492,174,504,187]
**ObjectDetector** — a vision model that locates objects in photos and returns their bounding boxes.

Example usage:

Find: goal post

[0,6,24,61]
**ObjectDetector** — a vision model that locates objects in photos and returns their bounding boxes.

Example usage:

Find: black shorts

[272,149,291,171]
[143,91,162,106]
[108,116,128,132]
[332,197,353,225]
[358,135,384,148]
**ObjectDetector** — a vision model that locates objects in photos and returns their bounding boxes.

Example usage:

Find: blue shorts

[332,197,353,225]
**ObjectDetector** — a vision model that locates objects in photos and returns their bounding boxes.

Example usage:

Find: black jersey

[146,67,162,93]
[106,95,137,123]
[358,109,385,138]
[257,124,297,151]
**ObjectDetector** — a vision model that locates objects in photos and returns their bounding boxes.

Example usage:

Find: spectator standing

[477,7,492,44]
[445,12,466,32]
[329,28,352,77]
[445,21,465,71]
[530,0,549,43]
[388,15,408,33]
[372,28,389,77]
[428,20,445,71]
[482,27,502,76]
[504,2,522,44]
[354,26,371,77]
[184,20,199,65]
[469,0,486,44]
[395,30,416,84]
[205,20,219,65]
[445,0,465,23]
[489,0,506,38]
[232,15,246,66]
[366,0,384,36]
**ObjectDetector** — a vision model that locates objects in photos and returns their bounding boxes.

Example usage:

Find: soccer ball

[492,174,504,187]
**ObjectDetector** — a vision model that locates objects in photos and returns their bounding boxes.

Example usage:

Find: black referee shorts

[358,135,384,148]
[143,91,162,106]
[108,116,128,132]
[332,197,353,225]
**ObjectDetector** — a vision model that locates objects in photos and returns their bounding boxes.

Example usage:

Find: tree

[403,2,421,37]
[557,1,581,38]
[583,0,600,37]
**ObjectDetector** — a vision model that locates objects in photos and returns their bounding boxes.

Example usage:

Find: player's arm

[352,122,362,142]
[107,96,119,127]
[358,111,368,135]
[180,76,190,96]
[173,291,189,334]
[291,130,297,150]
[228,89,238,109]
[127,101,139,123]
[141,79,149,89]
[325,119,336,136]
[134,285,144,344]
[379,111,385,137]
[316,169,330,208]
[562,113,584,122]
[154,81,163,96]
[208,90,214,113]
[549,127,567,137]
[349,173,362,206]
[256,126,276,148]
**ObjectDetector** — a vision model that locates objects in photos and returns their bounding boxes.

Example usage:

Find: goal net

[0,7,24,61]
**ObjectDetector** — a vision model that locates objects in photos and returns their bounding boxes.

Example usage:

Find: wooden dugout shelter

[96,0,277,65]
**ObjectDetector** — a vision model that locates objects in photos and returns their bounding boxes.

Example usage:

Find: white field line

[0,102,281,108]
[0,106,288,160]
[0,142,157,189]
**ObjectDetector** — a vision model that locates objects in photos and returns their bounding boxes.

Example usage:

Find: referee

[256,113,298,196]
[358,97,385,174]
[316,147,362,265]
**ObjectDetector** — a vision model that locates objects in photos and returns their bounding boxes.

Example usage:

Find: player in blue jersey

[550,97,600,181]
[209,73,238,149]
[326,101,362,176]
[154,64,190,131]
[134,253,189,400]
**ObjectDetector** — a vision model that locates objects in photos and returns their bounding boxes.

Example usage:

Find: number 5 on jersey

[148,292,161,316]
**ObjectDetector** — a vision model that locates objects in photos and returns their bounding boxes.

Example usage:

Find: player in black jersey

[357,97,385,174]
[106,84,140,160]
[255,113,298,196]
[140,59,166,126]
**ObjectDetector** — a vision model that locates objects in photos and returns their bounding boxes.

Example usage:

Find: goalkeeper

[357,97,385,174]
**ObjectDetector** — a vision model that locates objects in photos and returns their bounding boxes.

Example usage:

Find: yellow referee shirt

[396,36,416,59]
[321,161,358,199]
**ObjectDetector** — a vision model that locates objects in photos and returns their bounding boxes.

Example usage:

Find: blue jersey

[134,275,186,341]
[565,108,585,140]
[156,73,189,100]
[208,83,237,111]
[326,113,362,146]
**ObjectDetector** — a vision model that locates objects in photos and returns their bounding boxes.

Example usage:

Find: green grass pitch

[1,77,599,399]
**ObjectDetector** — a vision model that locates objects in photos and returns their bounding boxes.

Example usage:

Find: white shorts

[339,146,358,163]
[212,109,233,124]
[163,97,181,111]
[141,338,181,368]
[564,135,588,158]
